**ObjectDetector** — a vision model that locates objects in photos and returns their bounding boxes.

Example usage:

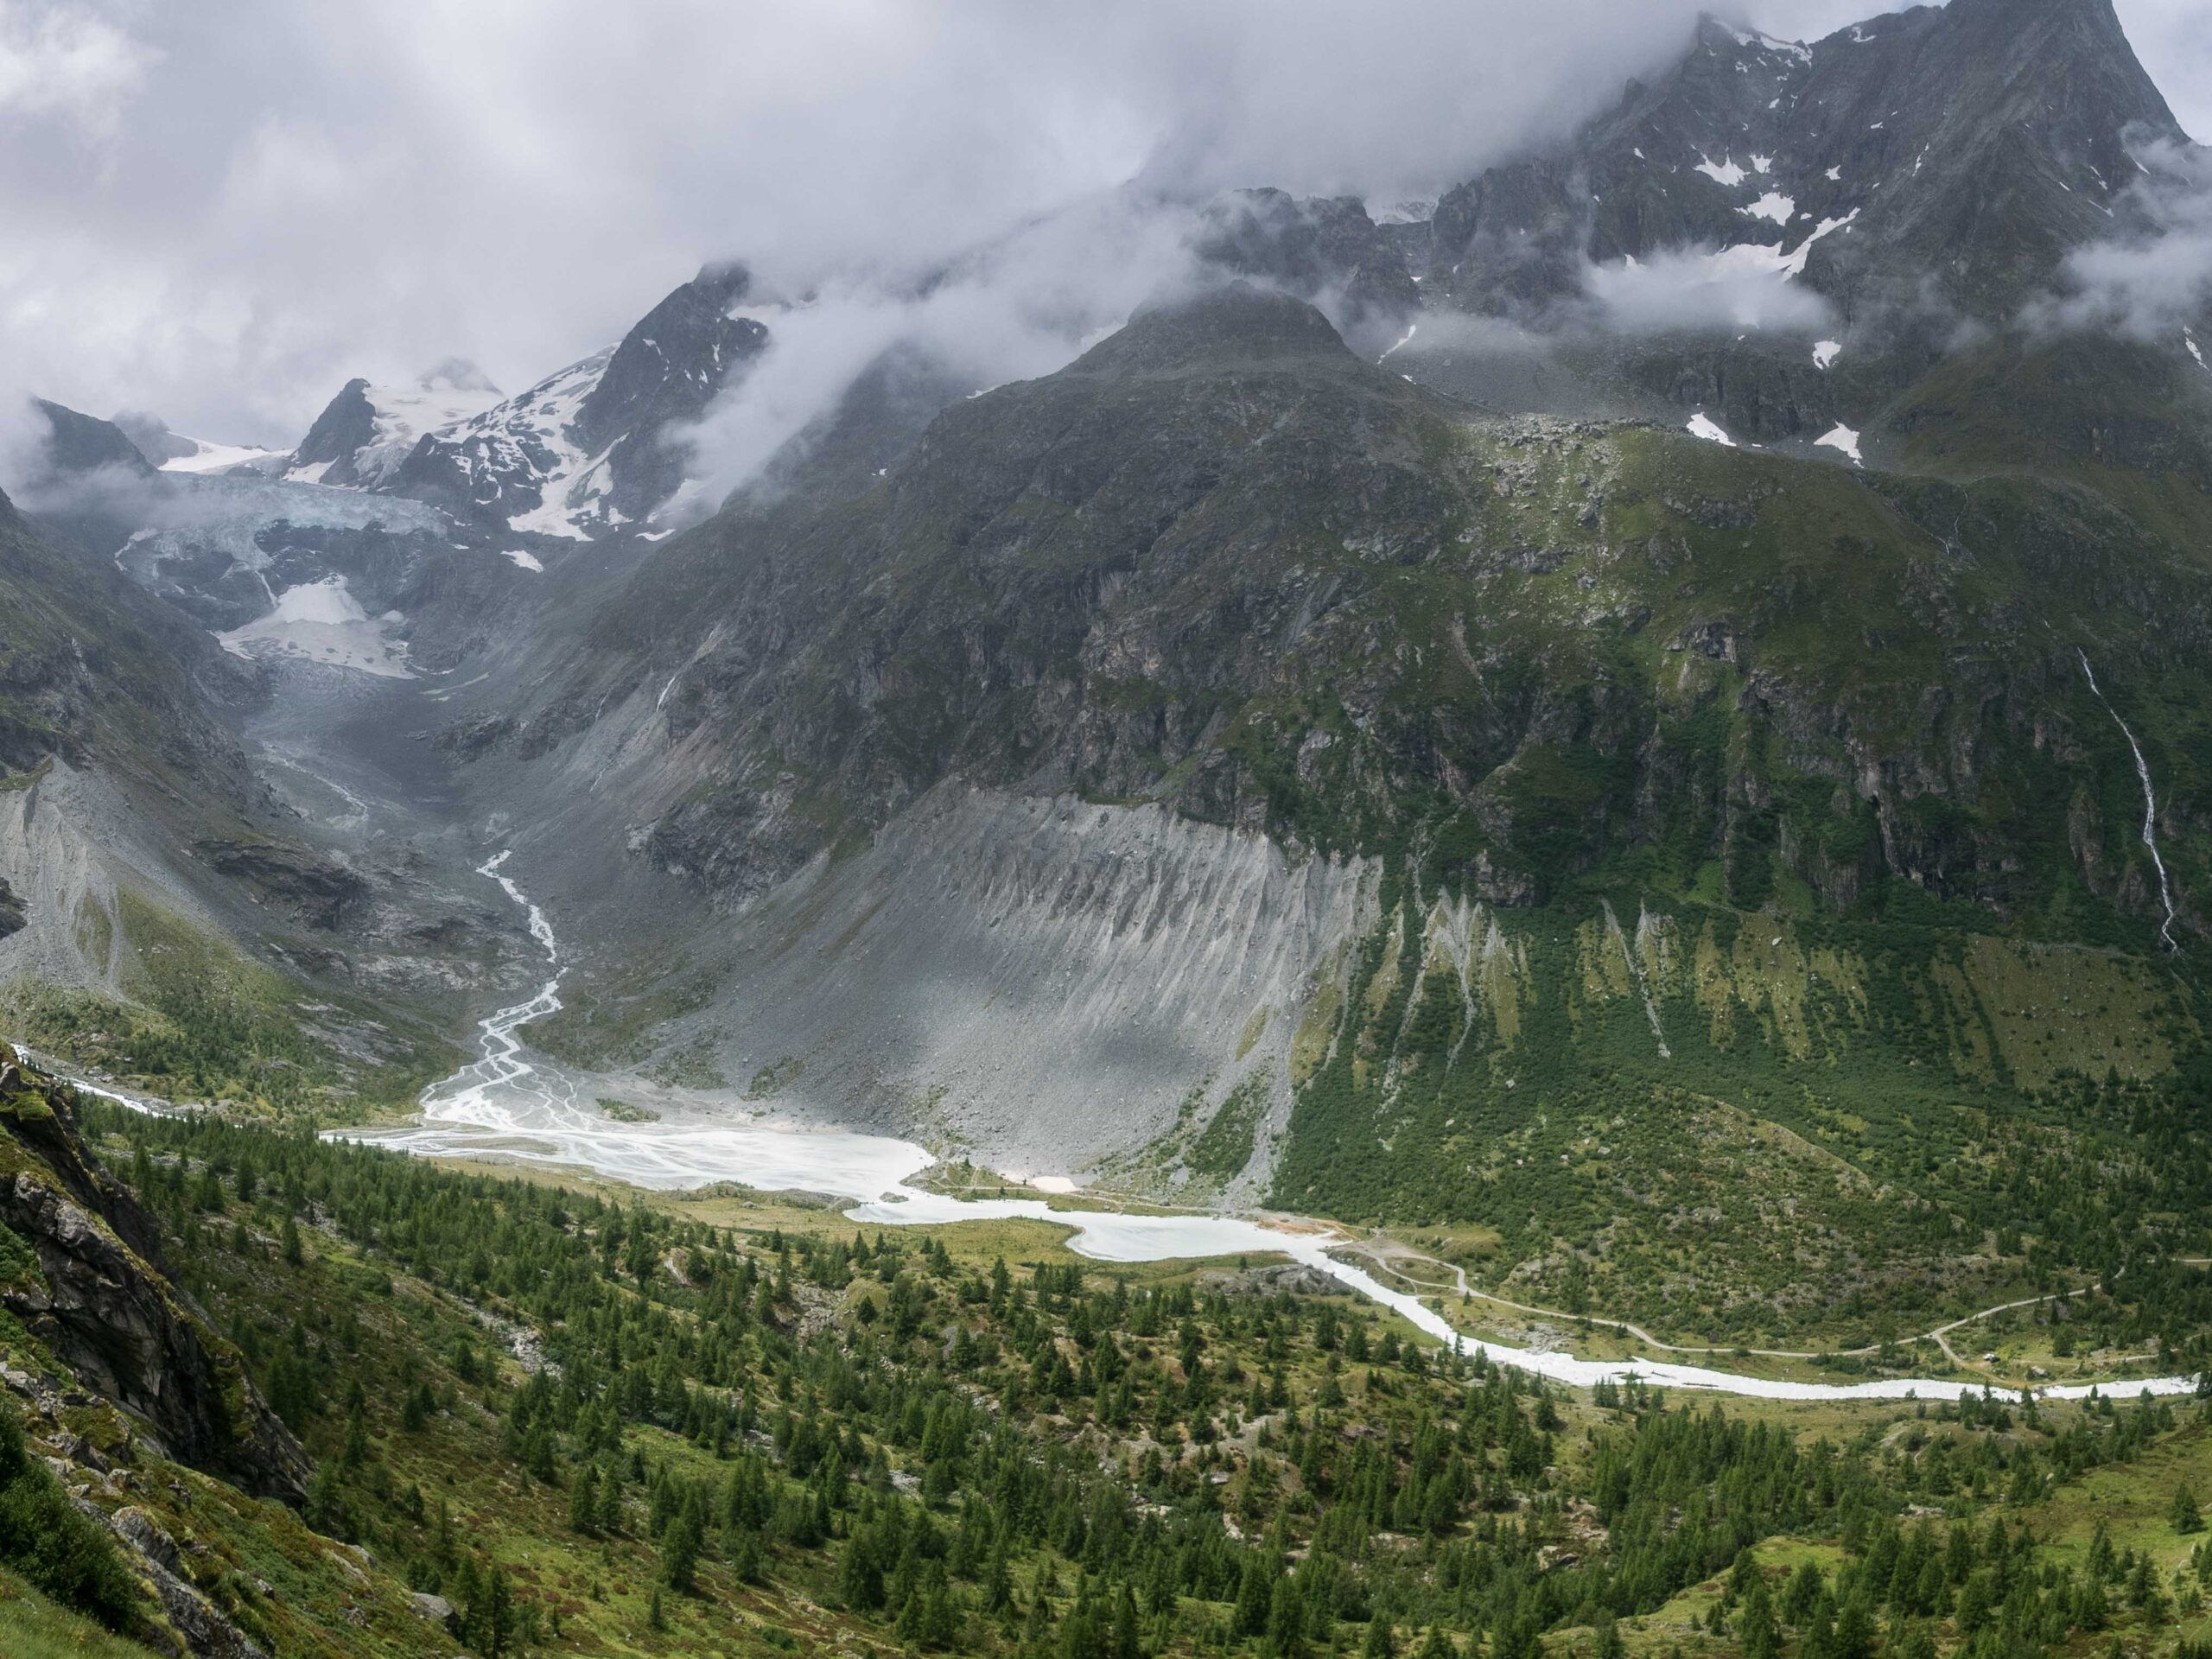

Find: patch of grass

[1,889,455,1120]
[0,1566,157,1659]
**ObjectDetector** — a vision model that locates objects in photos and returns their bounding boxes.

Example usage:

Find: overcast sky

[0,0,2203,447]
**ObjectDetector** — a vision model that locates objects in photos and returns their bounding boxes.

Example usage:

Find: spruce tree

[569,1463,598,1535]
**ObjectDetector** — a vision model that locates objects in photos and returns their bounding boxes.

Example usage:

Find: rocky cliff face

[0,1058,309,1503]
[1427,0,2187,325]
[490,286,2210,939]
[1398,0,2203,450]
[296,264,771,537]
[544,785,1374,1191]
[1193,190,1421,354]
[416,270,2212,1191]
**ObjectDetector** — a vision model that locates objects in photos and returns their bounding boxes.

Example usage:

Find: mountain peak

[692,259,752,307]
[1426,0,2189,334]
[1082,281,1352,375]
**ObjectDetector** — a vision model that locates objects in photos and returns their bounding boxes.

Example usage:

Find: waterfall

[2078,652,2180,952]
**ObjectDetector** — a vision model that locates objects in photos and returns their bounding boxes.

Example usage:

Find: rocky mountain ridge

[2,0,2209,1211]
[285,264,769,540]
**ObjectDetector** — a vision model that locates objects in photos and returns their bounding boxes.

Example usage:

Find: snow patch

[1813,339,1842,370]
[1686,412,1736,447]
[434,350,619,541]
[159,438,282,475]
[1739,192,1795,225]
[218,576,412,678]
[502,549,544,573]
[1695,154,1748,187]
[1815,423,1863,464]
[345,374,506,486]
[1681,209,1859,292]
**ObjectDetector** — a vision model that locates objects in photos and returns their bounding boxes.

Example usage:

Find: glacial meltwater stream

[349,854,2196,1405]
[2079,651,2182,952]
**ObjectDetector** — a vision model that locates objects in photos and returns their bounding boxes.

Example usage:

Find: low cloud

[0,0,1917,449]
[0,0,2196,469]
[0,394,167,526]
[0,0,153,139]
[1583,247,1836,336]
[2024,137,2212,344]
[0,393,50,501]
[679,192,1219,507]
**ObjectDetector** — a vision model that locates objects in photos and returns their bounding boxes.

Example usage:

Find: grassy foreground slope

[7,1063,2212,1659]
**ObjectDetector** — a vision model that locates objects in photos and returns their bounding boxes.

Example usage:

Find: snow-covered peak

[285,369,505,487]
[278,265,769,537]
[159,436,286,475]
[347,374,507,483]
[399,347,624,540]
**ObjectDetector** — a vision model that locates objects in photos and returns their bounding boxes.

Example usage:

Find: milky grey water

[346,854,2196,1406]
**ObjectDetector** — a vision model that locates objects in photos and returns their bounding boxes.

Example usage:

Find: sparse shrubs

[0,1405,139,1633]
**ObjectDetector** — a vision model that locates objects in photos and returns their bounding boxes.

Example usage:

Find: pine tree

[1734,1580,1778,1659]
[2174,1484,2204,1535]
[569,1463,598,1535]
[662,1506,703,1592]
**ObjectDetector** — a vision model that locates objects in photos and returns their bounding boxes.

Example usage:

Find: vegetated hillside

[9,1054,2212,1659]
[0,480,468,1116]
[465,279,2212,1267]
[0,482,251,802]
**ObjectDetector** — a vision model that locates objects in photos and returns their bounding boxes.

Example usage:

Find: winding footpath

[351,854,2200,1406]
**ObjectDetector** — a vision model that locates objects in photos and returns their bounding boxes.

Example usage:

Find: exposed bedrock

[599,785,1375,1189]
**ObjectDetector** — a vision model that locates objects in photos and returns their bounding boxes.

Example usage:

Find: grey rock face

[370,261,770,533]
[572,261,768,521]
[289,379,380,487]
[28,400,160,484]
[626,785,1371,1184]
[0,1081,311,1505]
[1194,189,1421,353]
[111,1503,183,1574]
[109,411,206,467]
[1427,0,2188,327]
